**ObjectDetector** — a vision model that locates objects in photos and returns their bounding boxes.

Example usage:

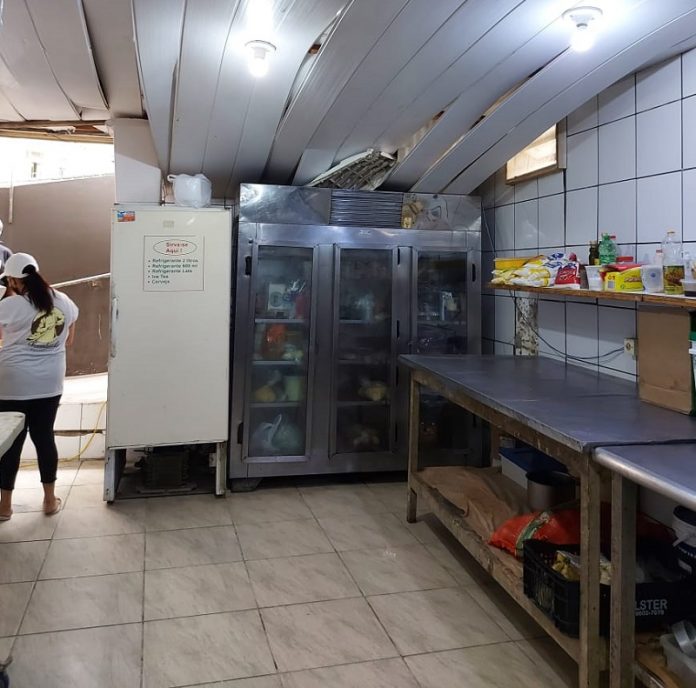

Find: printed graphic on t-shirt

[27,307,66,347]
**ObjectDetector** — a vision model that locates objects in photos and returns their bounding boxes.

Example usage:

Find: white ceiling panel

[25,0,107,112]
[265,0,411,183]
[133,0,186,171]
[169,0,242,175]
[386,2,569,189]
[0,1,78,120]
[290,0,467,185]
[332,0,524,164]
[423,1,695,194]
[216,0,346,197]
[82,0,143,117]
[0,87,23,122]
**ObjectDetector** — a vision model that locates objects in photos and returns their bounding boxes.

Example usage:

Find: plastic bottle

[598,233,618,265]
[588,240,599,266]
[662,230,684,295]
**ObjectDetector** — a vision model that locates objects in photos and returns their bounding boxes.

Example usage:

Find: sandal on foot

[0,512,11,522]
[44,497,62,516]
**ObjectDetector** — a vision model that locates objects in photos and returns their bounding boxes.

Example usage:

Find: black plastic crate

[523,539,696,637]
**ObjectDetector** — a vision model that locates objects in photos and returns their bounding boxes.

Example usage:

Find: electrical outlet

[624,337,637,359]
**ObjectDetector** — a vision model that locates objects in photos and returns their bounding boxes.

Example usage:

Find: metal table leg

[610,474,637,688]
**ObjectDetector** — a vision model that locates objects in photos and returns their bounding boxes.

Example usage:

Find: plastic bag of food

[167,173,212,208]
[554,261,582,289]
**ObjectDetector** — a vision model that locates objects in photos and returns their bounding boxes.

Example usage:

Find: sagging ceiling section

[1,0,695,195]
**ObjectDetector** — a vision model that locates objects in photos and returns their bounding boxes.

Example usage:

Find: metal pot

[526,470,576,511]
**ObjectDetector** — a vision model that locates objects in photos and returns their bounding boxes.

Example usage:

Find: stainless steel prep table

[400,355,696,688]
[595,444,696,688]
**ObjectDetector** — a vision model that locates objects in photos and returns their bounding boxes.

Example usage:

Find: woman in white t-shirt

[0,253,78,520]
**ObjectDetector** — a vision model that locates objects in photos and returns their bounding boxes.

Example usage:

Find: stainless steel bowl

[526,470,577,511]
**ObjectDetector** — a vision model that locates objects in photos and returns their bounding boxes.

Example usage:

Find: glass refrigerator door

[333,248,394,456]
[245,245,314,460]
[414,251,471,464]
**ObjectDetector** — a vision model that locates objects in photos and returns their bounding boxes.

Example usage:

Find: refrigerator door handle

[110,297,118,358]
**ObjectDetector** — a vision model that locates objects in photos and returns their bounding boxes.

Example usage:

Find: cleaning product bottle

[598,233,618,265]
[662,229,684,295]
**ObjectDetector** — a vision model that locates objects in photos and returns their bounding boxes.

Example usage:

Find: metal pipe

[52,273,110,289]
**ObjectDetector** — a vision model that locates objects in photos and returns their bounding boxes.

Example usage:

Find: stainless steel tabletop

[399,355,696,453]
[594,444,696,510]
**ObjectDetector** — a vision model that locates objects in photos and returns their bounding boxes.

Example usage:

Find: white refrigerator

[105,205,233,500]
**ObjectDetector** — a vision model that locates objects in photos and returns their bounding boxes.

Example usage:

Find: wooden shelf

[488,283,696,309]
[411,468,607,668]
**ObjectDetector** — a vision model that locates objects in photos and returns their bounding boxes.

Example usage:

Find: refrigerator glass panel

[335,249,392,454]
[248,246,313,458]
[415,252,468,354]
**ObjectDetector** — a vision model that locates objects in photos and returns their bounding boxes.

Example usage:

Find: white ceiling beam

[265,0,411,184]
[417,2,696,194]
[82,0,143,117]
[291,0,467,185]
[25,0,107,112]
[132,0,186,172]
[0,1,78,120]
[0,88,23,122]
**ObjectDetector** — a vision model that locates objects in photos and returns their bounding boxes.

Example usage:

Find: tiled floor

[0,461,578,688]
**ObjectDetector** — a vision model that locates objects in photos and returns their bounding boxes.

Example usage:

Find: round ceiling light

[245,40,276,78]
[563,5,603,53]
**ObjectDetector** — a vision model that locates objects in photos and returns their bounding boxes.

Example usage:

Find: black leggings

[0,396,61,490]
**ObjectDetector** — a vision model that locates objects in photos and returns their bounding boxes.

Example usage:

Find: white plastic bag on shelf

[167,173,212,208]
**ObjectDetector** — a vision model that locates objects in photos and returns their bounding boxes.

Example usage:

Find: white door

[107,206,232,448]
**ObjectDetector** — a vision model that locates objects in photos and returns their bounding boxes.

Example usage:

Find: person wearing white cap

[0,253,78,520]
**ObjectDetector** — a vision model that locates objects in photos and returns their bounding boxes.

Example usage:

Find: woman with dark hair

[0,253,78,520]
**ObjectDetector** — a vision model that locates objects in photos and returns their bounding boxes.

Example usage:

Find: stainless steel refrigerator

[229,185,481,484]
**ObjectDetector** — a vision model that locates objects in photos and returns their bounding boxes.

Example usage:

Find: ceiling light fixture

[563,5,603,53]
[245,40,276,78]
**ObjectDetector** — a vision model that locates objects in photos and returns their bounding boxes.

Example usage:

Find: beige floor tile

[146,525,242,569]
[318,512,419,552]
[281,658,419,688]
[236,519,333,560]
[65,483,104,509]
[405,642,557,688]
[145,562,255,620]
[368,587,509,655]
[228,488,313,525]
[247,553,359,607]
[402,517,443,546]
[299,485,391,519]
[0,540,49,583]
[0,581,32,636]
[14,464,78,488]
[515,638,577,687]
[261,597,397,672]
[201,679,282,688]
[143,610,275,688]
[0,637,11,662]
[424,540,487,586]
[340,543,456,595]
[73,460,105,485]
[54,502,146,539]
[10,485,70,513]
[10,623,141,688]
[366,482,408,513]
[466,582,545,641]
[40,533,144,579]
[0,511,57,543]
[145,495,233,531]
[20,572,143,633]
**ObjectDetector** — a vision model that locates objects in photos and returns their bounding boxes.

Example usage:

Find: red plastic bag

[489,509,581,558]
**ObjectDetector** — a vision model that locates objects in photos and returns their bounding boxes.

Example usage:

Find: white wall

[481,50,696,385]
[110,118,162,203]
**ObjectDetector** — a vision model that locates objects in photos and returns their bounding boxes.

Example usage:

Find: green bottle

[598,233,617,265]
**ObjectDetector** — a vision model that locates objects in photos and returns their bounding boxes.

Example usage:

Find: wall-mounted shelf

[488,283,696,310]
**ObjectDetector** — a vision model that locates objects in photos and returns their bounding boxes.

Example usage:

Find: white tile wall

[598,117,636,184]
[682,96,696,169]
[514,178,538,203]
[684,169,696,242]
[598,74,635,124]
[514,199,538,250]
[494,167,514,206]
[538,194,565,248]
[636,172,682,243]
[495,205,515,251]
[494,296,516,346]
[537,299,566,360]
[565,187,598,245]
[538,170,564,197]
[636,56,681,112]
[598,180,636,244]
[637,101,682,176]
[566,129,599,190]
[684,48,696,98]
[598,306,637,376]
[567,96,598,135]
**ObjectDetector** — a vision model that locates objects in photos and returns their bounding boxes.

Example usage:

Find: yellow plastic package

[604,267,643,292]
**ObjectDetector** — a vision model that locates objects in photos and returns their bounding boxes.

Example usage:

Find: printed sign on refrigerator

[144,235,204,291]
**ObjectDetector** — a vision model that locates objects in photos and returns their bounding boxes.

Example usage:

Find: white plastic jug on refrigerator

[105,205,232,500]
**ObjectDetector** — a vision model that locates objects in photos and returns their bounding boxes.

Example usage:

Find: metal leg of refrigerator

[214,441,228,497]
[103,448,126,503]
